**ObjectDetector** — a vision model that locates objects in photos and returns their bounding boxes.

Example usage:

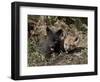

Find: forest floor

[28,15,88,66]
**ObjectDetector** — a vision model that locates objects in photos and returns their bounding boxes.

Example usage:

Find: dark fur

[40,27,64,58]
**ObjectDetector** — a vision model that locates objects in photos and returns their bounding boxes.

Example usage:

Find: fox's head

[46,27,63,53]
[64,33,79,53]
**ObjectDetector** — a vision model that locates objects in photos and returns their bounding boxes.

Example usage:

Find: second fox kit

[63,32,79,53]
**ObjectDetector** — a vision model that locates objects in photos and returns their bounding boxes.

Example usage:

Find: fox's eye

[54,40,58,44]
[55,39,59,42]
[74,37,78,42]
[53,38,58,42]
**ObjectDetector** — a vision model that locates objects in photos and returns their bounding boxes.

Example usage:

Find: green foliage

[28,39,46,66]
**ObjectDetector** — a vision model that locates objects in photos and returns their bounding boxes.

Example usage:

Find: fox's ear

[56,29,63,36]
[46,27,53,36]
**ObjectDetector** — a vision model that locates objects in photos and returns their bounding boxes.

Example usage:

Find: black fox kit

[39,27,63,57]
